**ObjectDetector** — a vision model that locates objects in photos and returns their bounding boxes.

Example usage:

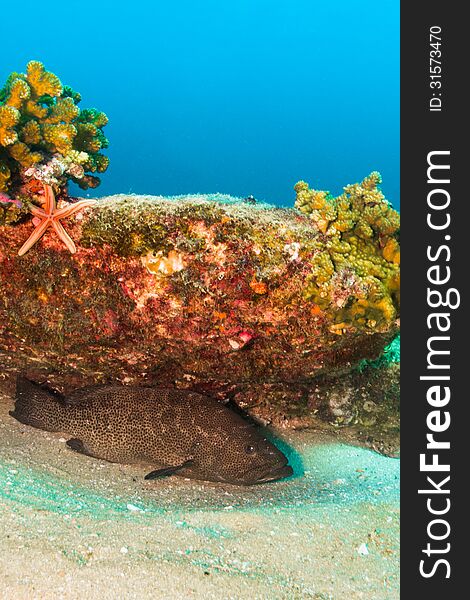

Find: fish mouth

[251,460,294,484]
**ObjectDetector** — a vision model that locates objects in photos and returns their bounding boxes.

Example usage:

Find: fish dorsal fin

[64,384,117,406]
[144,459,194,480]
[15,375,66,403]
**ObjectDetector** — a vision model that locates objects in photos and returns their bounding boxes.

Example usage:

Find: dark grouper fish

[10,376,293,485]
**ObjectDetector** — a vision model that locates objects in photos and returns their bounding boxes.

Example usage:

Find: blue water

[2,0,399,207]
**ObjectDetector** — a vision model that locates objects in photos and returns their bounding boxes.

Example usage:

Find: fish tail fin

[9,375,65,432]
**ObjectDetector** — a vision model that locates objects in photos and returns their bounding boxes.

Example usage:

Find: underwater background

[1,2,400,598]
[2,0,399,207]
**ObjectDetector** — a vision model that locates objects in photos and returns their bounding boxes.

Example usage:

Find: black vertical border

[401,2,466,596]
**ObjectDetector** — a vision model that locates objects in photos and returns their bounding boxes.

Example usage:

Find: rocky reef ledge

[0,188,400,453]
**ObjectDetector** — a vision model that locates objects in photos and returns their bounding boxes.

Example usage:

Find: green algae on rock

[0,188,399,447]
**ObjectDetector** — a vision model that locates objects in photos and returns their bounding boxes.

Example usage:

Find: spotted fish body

[10,377,293,485]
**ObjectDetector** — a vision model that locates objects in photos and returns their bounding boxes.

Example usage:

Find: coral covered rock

[0,186,399,446]
[0,61,109,207]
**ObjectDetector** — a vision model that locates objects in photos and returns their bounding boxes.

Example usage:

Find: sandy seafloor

[0,388,399,600]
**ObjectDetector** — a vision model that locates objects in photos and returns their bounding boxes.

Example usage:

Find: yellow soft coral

[26,60,62,98]
[44,97,80,124]
[296,173,400,332]
[0,105,20,145]
[6,79,30,109]
[0,61,109,197]
[42,123,77,155]
[75,123,102,153]
[382,238,400,265]
[9,142,42,166]
[294,181,336,233]
[20,120,41,145]
[94,154,110,173]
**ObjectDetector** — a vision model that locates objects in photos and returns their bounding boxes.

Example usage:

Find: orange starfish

[18,184,96,256]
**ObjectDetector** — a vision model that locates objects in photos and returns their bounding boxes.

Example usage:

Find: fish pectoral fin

[144,459,194,480]
[66,437,95,458]
[144,467,180,480]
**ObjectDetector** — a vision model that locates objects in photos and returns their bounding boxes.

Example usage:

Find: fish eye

[245,444,256,454]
